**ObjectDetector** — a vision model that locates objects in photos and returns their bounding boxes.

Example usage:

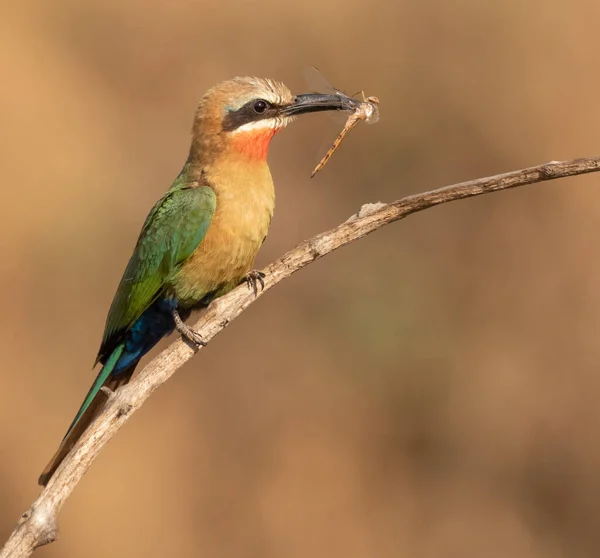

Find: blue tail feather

[38,296,179,486]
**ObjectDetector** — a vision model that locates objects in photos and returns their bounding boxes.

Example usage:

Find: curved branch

[3,157,600,557]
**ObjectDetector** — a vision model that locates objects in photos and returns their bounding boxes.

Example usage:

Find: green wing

[97,184,216,362]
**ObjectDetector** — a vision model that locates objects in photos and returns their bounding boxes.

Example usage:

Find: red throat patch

[230,128,278,161]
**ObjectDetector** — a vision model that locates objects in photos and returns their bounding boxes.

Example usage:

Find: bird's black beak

[280,93,361,116]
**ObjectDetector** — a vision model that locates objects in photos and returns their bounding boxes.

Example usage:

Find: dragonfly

[303,67,380,177]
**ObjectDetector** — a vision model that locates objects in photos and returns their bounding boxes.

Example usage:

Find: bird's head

[190,77,358,163]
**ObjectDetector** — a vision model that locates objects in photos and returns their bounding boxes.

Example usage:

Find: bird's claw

[178,324,207,348]
[171,307,207,348]
[244,270,266,296]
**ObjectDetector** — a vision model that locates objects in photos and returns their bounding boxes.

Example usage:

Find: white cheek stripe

[231,117,290,134]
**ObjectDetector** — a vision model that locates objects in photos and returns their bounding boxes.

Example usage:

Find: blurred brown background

[3,1,600,556]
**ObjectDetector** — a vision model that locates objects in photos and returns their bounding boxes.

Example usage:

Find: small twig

[2,157,600,557]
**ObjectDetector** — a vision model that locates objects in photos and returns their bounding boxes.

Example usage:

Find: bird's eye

[253,100,269,114]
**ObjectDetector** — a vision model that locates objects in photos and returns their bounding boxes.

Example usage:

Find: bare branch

[3,157,600,557]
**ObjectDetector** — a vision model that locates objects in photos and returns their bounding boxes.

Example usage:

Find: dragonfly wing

[303,66,349,125]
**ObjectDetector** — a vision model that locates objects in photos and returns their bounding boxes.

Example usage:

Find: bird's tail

[38,344,136,486]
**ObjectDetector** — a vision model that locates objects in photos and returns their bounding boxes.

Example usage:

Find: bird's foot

[171,307,207,348]
[243,270,266,296]
[178,323,207,347]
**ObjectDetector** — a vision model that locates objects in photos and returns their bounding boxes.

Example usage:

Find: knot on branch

[22,503,60,549]
[308,238,325,259]
[346,202,387,222]
[117,402,133,418]
[538,163,562,179]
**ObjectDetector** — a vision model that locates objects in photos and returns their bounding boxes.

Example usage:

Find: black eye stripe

[222,99,278,132]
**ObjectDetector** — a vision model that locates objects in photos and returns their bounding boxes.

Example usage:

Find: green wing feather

[97,182,216,362]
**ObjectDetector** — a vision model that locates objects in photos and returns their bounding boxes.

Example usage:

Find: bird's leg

[243,270,266,296]
[171,307,207,347]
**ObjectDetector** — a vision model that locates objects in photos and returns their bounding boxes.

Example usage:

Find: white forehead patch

[239,77,291,105]
[224,77,293,111]
[231,116,292,134]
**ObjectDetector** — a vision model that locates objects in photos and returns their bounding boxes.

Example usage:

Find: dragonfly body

[311,94,380,177]
[304,67,380,177]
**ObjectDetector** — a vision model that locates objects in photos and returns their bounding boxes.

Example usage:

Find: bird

[38,76,360,486]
